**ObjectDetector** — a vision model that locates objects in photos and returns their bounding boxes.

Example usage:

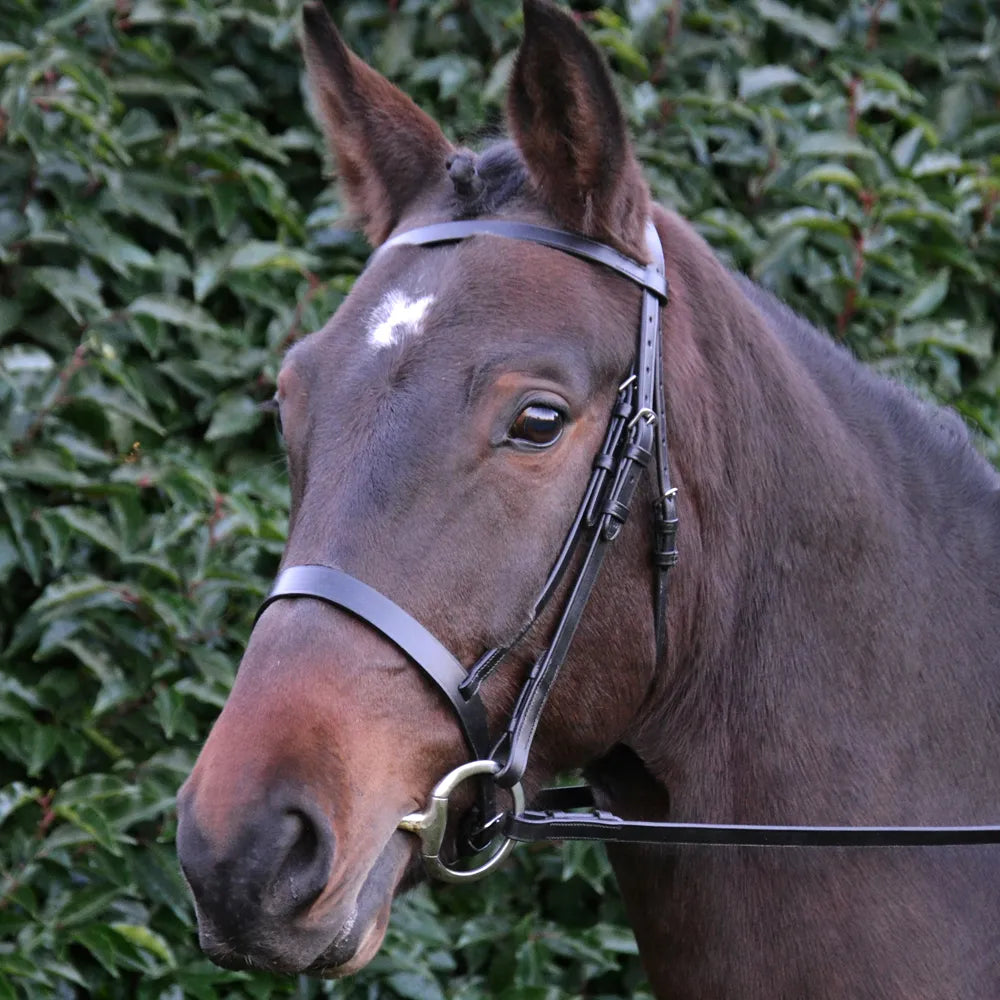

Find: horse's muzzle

[175,779,335,955]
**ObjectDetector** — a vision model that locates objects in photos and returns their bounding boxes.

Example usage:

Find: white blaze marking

[367,290,434,348]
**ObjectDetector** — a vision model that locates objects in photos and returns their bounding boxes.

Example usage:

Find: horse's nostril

[271,803,333,911]
[284,810,319,874]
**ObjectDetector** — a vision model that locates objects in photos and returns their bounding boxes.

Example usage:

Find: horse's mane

[735,275,1000,500]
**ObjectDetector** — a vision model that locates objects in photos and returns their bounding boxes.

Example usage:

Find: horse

[175,1,1000,996]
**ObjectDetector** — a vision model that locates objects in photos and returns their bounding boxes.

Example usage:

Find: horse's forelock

[446,142,529,219]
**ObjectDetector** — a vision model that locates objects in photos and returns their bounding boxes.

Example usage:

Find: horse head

[176,0,669,976]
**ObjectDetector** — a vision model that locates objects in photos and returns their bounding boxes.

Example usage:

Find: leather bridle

[255,218,1000,883]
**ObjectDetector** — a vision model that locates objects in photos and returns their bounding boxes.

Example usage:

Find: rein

[256,218,1000,883]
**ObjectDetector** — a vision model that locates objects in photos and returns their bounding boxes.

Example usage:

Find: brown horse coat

[177,2,1000,996]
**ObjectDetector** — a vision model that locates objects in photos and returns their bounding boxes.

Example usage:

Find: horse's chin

[305,898,390,978]
[198,831,417,978]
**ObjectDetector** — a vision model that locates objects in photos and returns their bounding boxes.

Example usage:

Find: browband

[380,220,669,300]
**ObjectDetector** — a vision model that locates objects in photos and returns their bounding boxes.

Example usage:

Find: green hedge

[1,1,997,997]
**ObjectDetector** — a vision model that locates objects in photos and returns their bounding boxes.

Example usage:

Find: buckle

[627,406,657,429]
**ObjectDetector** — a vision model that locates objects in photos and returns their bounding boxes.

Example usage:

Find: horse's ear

[301,2,454,245]
[507,0,649,257]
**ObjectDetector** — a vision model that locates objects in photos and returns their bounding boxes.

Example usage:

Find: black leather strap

[642,223,678,653]
[490,376,656,786]
[257,565,492,761]
[380,219,669,300]
[494,527,614,786]
[373,218,678,791]
[506,807,1000,847]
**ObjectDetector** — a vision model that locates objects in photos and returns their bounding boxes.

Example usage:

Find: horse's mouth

[309,837,431,976]
[196,831,418,977]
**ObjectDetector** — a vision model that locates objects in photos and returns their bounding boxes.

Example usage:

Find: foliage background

[1,0,998,996]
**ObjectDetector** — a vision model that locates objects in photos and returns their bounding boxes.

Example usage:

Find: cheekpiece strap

[640,222,678,655]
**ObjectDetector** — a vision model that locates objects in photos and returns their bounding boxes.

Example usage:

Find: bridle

[255,218,1000,883]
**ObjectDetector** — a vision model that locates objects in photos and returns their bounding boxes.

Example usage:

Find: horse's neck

[624,208,1000,827]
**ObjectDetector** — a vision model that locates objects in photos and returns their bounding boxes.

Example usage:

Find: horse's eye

[508,404,564,448]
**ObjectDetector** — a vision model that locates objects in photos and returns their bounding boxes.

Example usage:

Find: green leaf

[24,726,61,776]
[110,923,176,968]
[47,507,122,557]
[70,925,132,977]
[128,295,223,335]
[898,268,950,320]
[75,384,166,436]
[51,803,130,856]
[0,529,18,586]
[766,207,851,236]
[0,346,55,375]
[29,574,125,617]
[795,164,862,191]
[0,42,27,67]
[228,241,317,273]
[387,971,447,1000]
[0,782,39,829]
[912,152,965,177]
[794,132,875,160]
[891,127,923,169]
[204,394,262,441]
[0,454,90,490]
[895,320,993,363]
[71,217,156,276]
[738,65,803,100]
[754,0,841,49]
[29,267,104,324]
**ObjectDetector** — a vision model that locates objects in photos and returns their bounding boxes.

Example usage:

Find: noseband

[256,219,1000,882]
